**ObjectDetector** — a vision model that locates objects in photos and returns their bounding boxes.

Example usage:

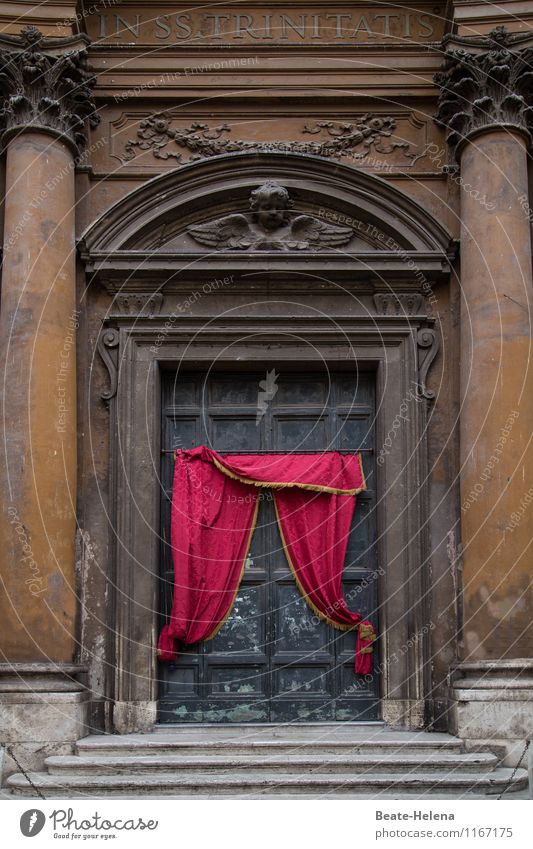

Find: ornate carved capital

[434,26,533,160]
[0,26,99,154]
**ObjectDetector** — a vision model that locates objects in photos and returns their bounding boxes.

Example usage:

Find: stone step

[7,768,528,798]
[76,728,465,758]
[152,722,385,736]
[150,724,455,743]
[45,751,498,776]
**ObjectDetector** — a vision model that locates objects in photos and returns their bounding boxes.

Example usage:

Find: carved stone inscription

[88,5,444,45]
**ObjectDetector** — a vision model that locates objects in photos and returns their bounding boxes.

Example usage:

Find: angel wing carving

[288,215,354,249]
[187,214,255,250]
[187,208,354,252]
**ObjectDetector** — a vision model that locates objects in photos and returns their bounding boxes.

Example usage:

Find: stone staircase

[6,724,529,799]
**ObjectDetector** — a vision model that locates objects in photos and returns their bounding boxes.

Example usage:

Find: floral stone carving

[118,113,417,165]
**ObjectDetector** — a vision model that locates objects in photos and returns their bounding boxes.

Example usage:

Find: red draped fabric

[157,449,259,656]
[274,489,375,673]
[157,446,376,673]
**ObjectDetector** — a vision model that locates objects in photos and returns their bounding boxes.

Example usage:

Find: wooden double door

[158,369,379,722]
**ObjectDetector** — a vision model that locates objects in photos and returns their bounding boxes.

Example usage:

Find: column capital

[434,25,533,161]
[0,25,99,155]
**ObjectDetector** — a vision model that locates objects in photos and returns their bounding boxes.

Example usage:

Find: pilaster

[435,25,533,757]
[0,25,97,765]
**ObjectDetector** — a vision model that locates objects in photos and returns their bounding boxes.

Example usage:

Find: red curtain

[158,446,376,673]
[157,449,259,658]
[274,489,375,673]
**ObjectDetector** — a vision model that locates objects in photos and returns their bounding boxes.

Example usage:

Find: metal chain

[497,739,530,799]
[6,746,46,800]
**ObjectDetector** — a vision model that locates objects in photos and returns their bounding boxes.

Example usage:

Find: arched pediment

[79,152,454,283]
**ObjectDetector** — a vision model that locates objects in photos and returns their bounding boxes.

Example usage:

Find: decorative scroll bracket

[416,327,440,400]
[97,327,119,402]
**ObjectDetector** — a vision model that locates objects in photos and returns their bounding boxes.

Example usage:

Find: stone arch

[80,151,453,262]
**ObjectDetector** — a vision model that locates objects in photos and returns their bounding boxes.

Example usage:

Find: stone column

[0,26,98,775]
[436,26,533,762]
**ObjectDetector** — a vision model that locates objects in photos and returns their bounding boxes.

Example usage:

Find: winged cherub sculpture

[187,181,354,251]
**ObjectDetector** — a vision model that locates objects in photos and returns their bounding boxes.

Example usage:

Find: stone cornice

[0,1,78,35]
[452,1,533,36]
[0,25,99,155]
[434,26,533,160]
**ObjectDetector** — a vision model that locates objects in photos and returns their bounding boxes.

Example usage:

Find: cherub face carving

[250,181,293,231]
[187,180,354,251]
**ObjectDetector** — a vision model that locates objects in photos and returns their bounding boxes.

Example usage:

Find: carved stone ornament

[416,327,440,400]
[97,327,119,402]
[187,181,353,251]
[435,26,533,160]
[0,26,99,153]
[118,113,417,166]
[111,293,164,317]
[374,294,425,316]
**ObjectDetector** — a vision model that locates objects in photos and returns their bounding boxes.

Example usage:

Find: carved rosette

[434,26,533,160]
[0,26,99,154]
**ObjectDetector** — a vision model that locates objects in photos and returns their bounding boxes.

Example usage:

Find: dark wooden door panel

[158,370,379,723]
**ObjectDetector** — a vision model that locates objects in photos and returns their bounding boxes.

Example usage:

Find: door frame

[158,367,381,724]
[103,315,433,733]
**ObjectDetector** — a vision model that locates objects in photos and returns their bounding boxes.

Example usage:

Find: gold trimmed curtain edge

[204,498,260,643]
[272,494,356,634]
[357,452,367,492]
[211,454,366,496]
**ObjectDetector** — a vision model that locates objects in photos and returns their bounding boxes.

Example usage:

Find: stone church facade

[0,1,532,795]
